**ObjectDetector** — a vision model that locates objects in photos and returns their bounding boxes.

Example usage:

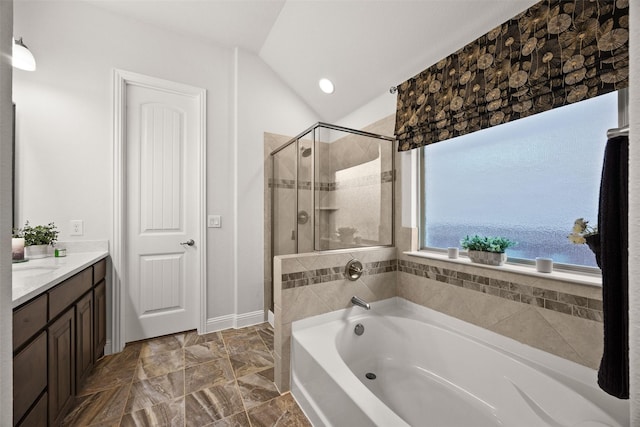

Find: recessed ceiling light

[319,78,334,94]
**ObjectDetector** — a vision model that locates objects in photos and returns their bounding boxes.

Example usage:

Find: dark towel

[597,135,629,399]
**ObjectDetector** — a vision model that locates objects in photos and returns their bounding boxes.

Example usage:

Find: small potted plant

[461,234,516,266]
[18,221,59,259]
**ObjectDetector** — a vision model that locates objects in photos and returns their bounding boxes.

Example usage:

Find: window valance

[395,0,629,152]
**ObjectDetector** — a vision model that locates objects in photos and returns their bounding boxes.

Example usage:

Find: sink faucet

[351,295,370,310]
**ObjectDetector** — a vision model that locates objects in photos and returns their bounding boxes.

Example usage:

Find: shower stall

[268,122,395,308]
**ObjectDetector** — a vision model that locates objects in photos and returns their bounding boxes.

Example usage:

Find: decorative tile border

[398,259,603,322]
[269,170,393,192]
[335,170,394,189]
[269,179,332,190]
[282,259,397,290]
[269,179,296,189]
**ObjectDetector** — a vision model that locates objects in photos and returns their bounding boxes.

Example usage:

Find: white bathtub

[290,297,629,427]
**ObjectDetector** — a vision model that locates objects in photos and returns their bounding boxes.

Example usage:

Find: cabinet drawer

[16,391,47,427]
[93,258,106,284]
[13,294,47,351]
[13,331,47,424]
[49,267,92,320]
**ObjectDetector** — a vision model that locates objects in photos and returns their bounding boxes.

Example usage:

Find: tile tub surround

[273,247,397,391]
[398,258,603,322]
[397,252,605,369]
[62,324,311,426]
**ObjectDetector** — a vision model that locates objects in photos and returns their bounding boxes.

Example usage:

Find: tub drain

[365,372,377,380]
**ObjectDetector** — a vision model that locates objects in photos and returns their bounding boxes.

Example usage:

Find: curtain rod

[607,125,629,139]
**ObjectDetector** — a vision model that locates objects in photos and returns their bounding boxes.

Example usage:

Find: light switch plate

[208,215,221,228]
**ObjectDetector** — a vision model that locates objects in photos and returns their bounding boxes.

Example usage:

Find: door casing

[112,69,207,352]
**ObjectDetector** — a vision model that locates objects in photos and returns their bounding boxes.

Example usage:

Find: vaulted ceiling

[85,0,537,122]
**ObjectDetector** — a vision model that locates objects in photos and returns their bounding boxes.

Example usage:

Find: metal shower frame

[269,121,396,256]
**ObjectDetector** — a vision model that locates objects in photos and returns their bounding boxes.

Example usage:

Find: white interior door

[124,81,202,342]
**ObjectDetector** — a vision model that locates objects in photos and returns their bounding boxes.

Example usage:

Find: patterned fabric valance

[395,0,629,152]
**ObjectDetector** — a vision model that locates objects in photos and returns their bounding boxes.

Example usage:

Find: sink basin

[12,265,60,279]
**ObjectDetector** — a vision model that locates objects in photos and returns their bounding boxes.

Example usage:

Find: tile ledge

[403,251,601,288]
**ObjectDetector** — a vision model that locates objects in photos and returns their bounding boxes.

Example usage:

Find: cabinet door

[48,308,75,426]
[16,392,47,427]
[13,331,47,425]
[94,280,107,360]
[76,292,94,391]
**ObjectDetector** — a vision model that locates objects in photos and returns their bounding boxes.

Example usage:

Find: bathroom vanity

[12,252,108,426]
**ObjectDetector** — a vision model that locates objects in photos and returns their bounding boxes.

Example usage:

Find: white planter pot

[467,250,506,266]
[25,244,50,259]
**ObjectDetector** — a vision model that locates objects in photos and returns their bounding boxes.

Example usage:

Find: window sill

[404,250,602,288]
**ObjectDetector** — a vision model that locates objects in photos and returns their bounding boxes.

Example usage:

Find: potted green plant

[17,221,59,259]
[461,234,516,266]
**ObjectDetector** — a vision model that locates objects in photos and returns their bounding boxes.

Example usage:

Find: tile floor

[63,323,312,426]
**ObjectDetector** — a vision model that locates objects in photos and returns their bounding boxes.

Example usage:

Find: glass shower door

[297,135,314,253]
[272,143,296,258]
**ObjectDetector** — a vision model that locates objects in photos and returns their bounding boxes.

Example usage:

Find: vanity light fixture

[12,37,36,71]
[318,78,334,94]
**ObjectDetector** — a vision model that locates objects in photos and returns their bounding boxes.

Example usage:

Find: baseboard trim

[235,310,266,329]
[205,310,266,333]
[205,314,235,333]
[268,310,274,328]
[104,339,113,356]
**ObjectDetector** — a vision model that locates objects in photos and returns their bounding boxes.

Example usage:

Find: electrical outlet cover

[70,220,84,236]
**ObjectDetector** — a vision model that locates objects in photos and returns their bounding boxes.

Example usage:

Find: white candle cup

[12,238,25,262]
[447,247,459,259]
[535,257,553,273]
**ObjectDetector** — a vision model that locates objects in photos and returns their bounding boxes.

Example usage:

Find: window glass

[421,91,618,268]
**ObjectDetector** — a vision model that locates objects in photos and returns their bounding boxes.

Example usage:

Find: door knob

[180,239,195,246]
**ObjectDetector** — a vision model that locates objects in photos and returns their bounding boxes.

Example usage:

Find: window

[420,91,620,269]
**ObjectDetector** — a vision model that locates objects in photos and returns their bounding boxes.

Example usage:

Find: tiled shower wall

[322,131,393,249]
[273,247,397,391]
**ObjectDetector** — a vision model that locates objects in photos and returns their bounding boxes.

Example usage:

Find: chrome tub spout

[351,295,370,310]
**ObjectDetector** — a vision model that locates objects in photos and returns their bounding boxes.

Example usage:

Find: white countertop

[12,251,109,308]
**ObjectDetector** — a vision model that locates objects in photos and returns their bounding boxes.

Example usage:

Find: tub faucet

[351,295,371,310]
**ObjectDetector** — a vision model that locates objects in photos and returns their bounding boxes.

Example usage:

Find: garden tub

[290,297,628,426]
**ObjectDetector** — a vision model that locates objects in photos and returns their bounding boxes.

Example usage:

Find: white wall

[12,2,317,331]
[0,1,13,423]
[235,49,318,316]
[335,92,395,131]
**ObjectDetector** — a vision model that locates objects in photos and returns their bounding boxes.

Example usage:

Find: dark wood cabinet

[48,307,75,426]
[19,392,48,427]
[12,295,47,351]
[12,257,107,427]
[75,292,94,391]
[94,280,107,360]
[13,331,47,425]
